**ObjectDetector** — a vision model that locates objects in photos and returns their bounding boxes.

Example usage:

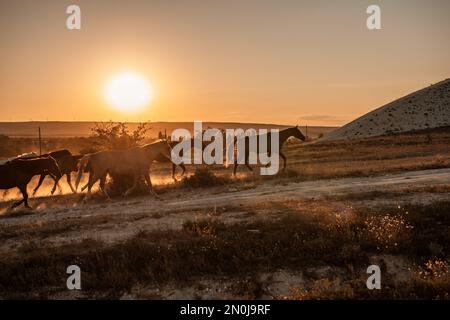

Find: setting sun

[104,73,153,113]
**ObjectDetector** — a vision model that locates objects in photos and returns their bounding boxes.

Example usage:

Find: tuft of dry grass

[181,166,230,188]
[363,214,414,251]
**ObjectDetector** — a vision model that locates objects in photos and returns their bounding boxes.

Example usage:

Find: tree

[89,121,150,151]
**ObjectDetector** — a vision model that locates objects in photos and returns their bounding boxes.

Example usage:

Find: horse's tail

[75,155,91,190]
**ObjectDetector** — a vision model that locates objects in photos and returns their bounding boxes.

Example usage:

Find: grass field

[0,127,449,299]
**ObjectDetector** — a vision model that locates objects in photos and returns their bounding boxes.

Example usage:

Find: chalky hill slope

[321,78,450,141]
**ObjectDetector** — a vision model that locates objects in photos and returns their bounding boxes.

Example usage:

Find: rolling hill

[321,78,450,141]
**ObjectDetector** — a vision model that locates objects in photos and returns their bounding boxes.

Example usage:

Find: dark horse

[31,150,83,195]
[233,126,306,175]
[0,158,61,208]
[11,150,83,195]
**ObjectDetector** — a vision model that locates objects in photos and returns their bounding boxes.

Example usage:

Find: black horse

[233,126,306,175]
[0,158,61,208]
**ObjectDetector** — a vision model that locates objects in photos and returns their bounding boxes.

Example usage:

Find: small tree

[89,121,150,151]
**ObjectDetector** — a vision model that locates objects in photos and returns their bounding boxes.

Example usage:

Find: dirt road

[1,168,449,254]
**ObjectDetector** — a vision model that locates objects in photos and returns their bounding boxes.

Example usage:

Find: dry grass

[0,200,448,299]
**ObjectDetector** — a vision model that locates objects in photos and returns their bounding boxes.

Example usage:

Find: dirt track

[166,168,450,209]
[1,168,450,254]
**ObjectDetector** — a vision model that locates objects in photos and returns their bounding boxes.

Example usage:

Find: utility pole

[38,127,42,156]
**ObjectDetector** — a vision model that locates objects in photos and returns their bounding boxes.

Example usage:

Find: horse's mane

[48,149,72,158]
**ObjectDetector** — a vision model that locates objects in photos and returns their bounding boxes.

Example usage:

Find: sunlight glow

[104,73,153,113]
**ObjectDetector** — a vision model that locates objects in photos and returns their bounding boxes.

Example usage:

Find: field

[0,127,449,299]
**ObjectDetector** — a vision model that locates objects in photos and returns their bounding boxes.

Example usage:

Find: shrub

[89,122,150,151]
[181,166,229,188]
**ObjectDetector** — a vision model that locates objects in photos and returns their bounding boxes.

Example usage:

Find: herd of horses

[0,126,305,209]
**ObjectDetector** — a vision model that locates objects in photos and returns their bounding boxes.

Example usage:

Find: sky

[0,0,449,126]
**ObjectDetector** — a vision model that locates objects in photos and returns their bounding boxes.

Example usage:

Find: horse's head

[158,139,173,160]
[293,125,306,141]
[142,139,173,161]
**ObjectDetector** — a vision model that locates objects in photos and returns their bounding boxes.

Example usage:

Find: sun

[104,73,153,113]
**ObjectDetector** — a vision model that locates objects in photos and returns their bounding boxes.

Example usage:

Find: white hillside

[321,78,450,141]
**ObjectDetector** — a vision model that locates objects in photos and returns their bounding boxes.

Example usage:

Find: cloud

[297,114,354,124]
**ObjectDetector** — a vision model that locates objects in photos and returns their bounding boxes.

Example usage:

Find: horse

[0,158,61,209]
[233,126,306,175]
[75,140,173,199]
[31,150,83,195]
[10,149,83,195]
[152,138,215,181]
[153,141,186,182]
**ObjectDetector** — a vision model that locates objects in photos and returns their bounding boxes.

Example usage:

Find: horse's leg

[81,182,89,192]
[180,163,186,177]
[233,159,238,176]
[22,186,31,209]
[245,152,253,172]
[50,174,62,195]
[66,173,77,194]
[265,150,274,168]
[81,171,92,192]
[84,171,100,202]
[57,181,63,194]
[32,174,46,196]
[144,172,161,200]
[280,151,287,171]
[12,186,30,209]
[99,174,110,199]
[171,163,177,182]
[124,175,139,197]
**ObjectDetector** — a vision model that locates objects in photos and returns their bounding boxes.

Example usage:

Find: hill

[321,78,450,141]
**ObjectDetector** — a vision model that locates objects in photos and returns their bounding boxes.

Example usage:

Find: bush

[89,122,150,151]
[106,174,149,197]
[181,166,229,188]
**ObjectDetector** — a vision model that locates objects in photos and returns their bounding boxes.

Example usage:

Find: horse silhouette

[233,126,306,175]
[0,158,61,209]
[75,140,172,200]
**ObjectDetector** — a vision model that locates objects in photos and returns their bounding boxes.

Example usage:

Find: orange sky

[0,0,449,126]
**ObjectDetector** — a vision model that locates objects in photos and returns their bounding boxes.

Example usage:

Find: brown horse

[10,150,82,195]
[0,158,61,209]
[233,126,306,175]
[75,140,172,199]
[31,151,83,195]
